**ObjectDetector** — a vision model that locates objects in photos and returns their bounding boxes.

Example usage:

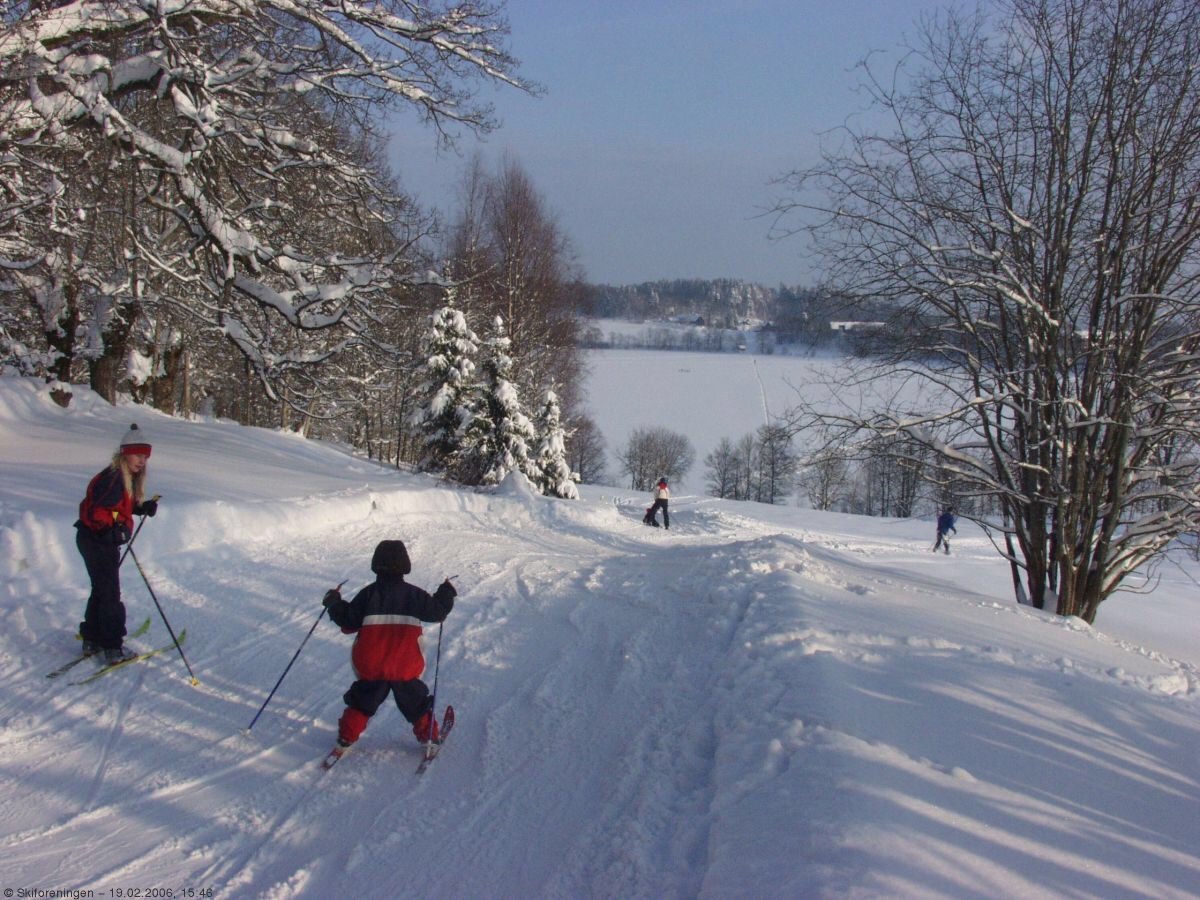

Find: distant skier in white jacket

[644,478,670,529]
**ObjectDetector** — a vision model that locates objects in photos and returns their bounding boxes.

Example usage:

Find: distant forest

[578,280,897,351]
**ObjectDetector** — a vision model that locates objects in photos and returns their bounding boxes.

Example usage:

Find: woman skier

[75,423,158,662]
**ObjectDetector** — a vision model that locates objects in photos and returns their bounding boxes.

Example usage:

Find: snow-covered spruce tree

[0,0,528,409]
[409,304,479,474]
[454,315,536,487]
[531,387,578,499]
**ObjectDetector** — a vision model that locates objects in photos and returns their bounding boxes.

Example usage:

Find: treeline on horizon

[577,280,899,351]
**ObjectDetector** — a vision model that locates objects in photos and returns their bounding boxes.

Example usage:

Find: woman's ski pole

[127,544,199,686]
[118,494,160,568]
[247,580,347,731]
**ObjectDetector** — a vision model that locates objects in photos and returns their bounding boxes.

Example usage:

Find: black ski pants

[344,678,432,724]
[647,498,669,529]
[76,527,126,649]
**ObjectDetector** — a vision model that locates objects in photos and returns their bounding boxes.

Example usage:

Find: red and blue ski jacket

[77,466,134,535]
[328,575,454,682]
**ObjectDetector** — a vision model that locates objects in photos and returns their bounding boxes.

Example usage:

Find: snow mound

[495,467,538,499]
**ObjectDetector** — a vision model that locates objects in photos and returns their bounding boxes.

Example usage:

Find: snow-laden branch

[1,0,530,403]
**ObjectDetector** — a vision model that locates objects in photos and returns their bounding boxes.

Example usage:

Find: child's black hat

[372,539,411,575]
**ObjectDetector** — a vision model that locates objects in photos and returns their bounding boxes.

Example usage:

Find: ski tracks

[1,493,831,897]
[540,537,773,898]
[421,533,770,898]
[81,667,143,811]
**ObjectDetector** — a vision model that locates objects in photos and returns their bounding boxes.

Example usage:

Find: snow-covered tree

[409,304,479,474]
[772,0,1200,622]
[1,0,528,407]
[751,424,797,505]
[797,450,851,512]
[704,437,745,500]
[703,425,796,505]
[531,387,578,499]
[565,414,607,486]
[454,316,535,487]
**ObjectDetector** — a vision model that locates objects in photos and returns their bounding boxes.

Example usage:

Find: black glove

[135,498,158,517]
[322,588,342,609]
[434,579,457,602]
[110,523,131,545]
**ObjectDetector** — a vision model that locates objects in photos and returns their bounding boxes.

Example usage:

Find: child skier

[643,477,670,529]
[75,423,159,663]
[932,508,957,555]
[323,539,456,754]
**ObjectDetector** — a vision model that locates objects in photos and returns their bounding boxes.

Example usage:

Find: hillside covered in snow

[1,375,1198,899]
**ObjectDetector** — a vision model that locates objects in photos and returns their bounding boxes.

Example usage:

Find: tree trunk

[150,345,185,414]
[42,277,81,407]
[89,291,137,403]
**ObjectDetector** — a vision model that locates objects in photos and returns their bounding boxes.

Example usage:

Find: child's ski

[415,705,455,775]
[321,743,351,771]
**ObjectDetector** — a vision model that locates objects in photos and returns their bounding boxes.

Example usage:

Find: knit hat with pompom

[119,423,152,457]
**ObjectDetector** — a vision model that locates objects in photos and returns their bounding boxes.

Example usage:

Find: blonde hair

[110,452,147,504]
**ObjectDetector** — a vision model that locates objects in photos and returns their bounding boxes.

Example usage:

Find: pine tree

[409,304,479,473]
[455,316,535,486]
[531,388,579,499]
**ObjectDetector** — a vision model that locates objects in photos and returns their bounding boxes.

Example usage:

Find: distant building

[831,320,888,356]
[830,321,885,332]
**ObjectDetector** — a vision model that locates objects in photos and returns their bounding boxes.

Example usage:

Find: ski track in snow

[3,494,804,896]
[6,495,1197,897]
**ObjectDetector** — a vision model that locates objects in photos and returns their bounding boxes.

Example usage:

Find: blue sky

[389,1,958,287]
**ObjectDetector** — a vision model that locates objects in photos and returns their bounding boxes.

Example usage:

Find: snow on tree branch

[1,0,531,402]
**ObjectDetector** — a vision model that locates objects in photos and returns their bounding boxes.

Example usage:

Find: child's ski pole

[247,580,347,731]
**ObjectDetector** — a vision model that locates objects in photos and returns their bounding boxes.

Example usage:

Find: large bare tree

[618,427,694,492]
[445,155,585,414]
[772,0,1200,623]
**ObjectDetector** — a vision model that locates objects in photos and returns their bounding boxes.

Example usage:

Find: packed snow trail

[2,379,1199,898]
[2,493,779,897]
[5,493,1198,898]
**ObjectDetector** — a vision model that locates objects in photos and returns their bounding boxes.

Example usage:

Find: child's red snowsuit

[327,573,455,744]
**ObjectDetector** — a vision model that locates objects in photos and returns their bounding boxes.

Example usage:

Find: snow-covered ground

[1,374,1198,899]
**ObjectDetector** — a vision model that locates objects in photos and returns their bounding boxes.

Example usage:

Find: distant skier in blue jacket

[932,509,957,555]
